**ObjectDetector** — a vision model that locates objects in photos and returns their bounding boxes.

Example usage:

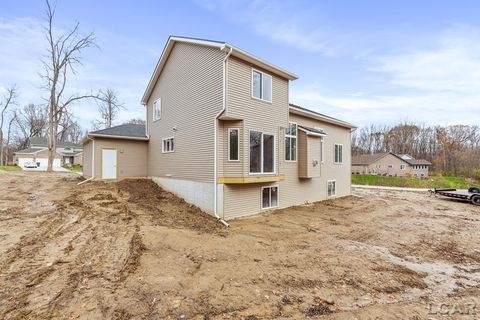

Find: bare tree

[125,118,146,125]
[0,85,18,166]
[42,0,98,171]
[4,111,18,165]
[94,89,124,129]
[14,103,49,149]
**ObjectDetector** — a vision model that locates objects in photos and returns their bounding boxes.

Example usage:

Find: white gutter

[213,46,233,228]
[87,133,149,141]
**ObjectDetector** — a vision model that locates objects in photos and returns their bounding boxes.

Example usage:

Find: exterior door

[102,149,117,179]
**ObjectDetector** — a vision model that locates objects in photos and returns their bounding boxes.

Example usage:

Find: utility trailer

[430,187,480,206]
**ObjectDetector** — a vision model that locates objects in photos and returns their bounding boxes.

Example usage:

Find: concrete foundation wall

[151,176,219,216]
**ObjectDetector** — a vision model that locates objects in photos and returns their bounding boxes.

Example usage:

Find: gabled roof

[289,103,357,129]
[85,124,149,142]
[14,147,46,155]
[141,36,299,105]
[403,158,432,166]
[29,137,82,148]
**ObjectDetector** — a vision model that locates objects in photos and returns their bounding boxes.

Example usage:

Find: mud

[0,171,479,319]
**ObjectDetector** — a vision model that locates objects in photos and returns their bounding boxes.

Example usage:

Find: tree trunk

[0,130,4,166]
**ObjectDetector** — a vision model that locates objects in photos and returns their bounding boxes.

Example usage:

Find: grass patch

[0,165,21,171]
[352,174,476,189]
[63,165,83,172]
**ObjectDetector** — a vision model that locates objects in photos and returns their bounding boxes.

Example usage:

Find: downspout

[78,136,95,185]
[214,46,233,227]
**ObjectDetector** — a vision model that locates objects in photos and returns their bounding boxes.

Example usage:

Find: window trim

[251,68,272,103]
[334,143,343,164]
[327,180,337,197]
[261,185,279,210]
[284,122,297,162]
[227,128,240,162]
[162,137,174,153]
[153,98,161,122]
[248,129,276,175]
[400,164,406,170]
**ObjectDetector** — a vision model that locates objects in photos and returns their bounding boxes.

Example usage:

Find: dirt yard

[0,171,479,319]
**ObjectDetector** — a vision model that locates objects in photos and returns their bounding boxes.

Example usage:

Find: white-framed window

[228,128,239,161]
[153,98,161,121]
[261,186,278,209]
[400,164,406,170]
[334,144,343,164]
[388,164,393,168]
[376,164,381,169]
[285,122,297,161]
[249,130,275,174]
[162,137,174,153]
[320,139,324,163]
[252,69,272,102]
[327,180,336,197]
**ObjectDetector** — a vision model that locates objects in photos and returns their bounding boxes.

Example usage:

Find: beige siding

[89,138,148,179]
[223,112,352,220]
[297,131,308,178]
[146,42,225,182]
[219,120,244,177]
[224,56,289,177]
[83,141,92,178]
[365,154,410,177]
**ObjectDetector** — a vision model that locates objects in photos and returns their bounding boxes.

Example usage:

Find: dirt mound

[116,179,224,233]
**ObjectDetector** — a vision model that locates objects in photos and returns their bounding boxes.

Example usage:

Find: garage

[18,157,34,168]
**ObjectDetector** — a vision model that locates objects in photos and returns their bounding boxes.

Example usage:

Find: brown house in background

[352,152,432,178]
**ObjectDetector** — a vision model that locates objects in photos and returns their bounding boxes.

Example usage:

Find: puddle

[345,240,480,298]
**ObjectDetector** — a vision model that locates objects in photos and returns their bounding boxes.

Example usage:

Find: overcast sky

[1,0,480,131]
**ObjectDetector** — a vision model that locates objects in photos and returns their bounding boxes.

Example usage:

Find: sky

[1,0,480,132]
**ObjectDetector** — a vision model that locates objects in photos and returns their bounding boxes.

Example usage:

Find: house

[82,36,356,220]
[351,152,432,178]
[14,137,83,168]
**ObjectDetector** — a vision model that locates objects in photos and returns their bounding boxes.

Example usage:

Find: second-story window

[252,70,272,102]
[285,123,297,161]
[153,98,161,121]
[228,128,239,161]
[250,131,275,174]
[334,144,343,164]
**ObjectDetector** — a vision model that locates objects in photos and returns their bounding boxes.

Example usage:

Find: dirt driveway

[0,171,479,319]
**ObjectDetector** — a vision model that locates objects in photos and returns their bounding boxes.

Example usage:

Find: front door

[102,149,117,179]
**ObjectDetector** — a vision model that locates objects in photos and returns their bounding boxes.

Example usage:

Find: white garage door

[18,157,34,168]
[36,158,48,167]
[53,159,61,167]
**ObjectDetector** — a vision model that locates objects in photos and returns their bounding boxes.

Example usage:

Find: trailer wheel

[472,195,480,206]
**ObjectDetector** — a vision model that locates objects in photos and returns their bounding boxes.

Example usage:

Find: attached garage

[82,124,149,180]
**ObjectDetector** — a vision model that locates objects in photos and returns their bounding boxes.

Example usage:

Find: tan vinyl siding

[90,138,148,178]
[224,56,289,177]
[146,42,225,182]
[298,133,321,178]
[222,112,352,220]
[219,120,243,177]
[358,154,411,177]
[297,131,308,178]
[83,141,92,178]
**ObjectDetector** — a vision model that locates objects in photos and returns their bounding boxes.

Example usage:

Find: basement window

[252,69,272,102]
[327,180,336,197]
[262,186,278,209]
[162,137,174,153]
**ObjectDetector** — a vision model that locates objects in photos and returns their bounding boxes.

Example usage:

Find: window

[388,164,393,168]
[153,98,161,121]
[162,137,174,153]
[228,128,239,161]
[320,139,324,163]
[334,144,343,164]
[262,186,278,209]
[327,180,336,197]
[400,164,406,170]
[285,123,297,161]
[250,131,275,174]
[252,70,272,102]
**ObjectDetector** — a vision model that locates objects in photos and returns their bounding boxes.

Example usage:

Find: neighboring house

[14,137,83,168]
[82,36,356,220]
[352,152,432,178]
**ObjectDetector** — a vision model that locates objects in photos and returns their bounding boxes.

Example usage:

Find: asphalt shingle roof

[14,147,45,154]
[29,137,82,148]
[90,124,147,138]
